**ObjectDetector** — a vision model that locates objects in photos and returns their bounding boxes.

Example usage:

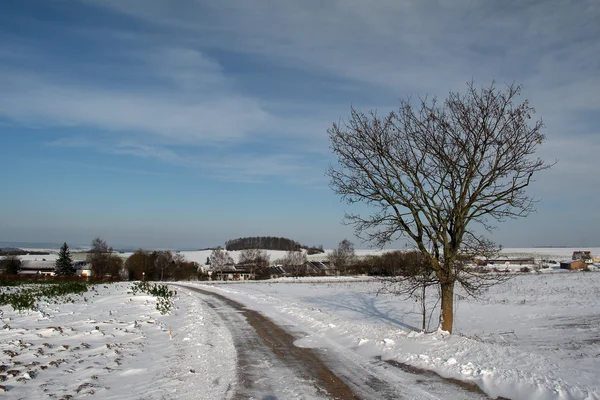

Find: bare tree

[327,239,356,274]
[154,251,174,281]
[281,250,308,277]
[107,254,124,279]
[209,248,234,271]
[239,248,270,278]
[327,82,552,333]
[86,237,112,277]
[171,253,200,281]
[125,249,154,280]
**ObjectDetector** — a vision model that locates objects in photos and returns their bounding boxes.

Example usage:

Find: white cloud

[0,67,270,143]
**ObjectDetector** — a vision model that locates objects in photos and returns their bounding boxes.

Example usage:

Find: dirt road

[178,285,494,400]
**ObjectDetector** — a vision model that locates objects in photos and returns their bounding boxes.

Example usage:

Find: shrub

[130,282,177,314]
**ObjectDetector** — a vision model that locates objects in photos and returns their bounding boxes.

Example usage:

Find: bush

[520,266,530,273]
[0,290,35,311]
[130,282,177,314]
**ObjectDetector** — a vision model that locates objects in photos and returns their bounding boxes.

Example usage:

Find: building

[305,261,337,275]
[560,260,588,270]
[486,257,535,266]
[73,261,92,277]
[19,260,56,276]
[212,266,254,281]
[572,251,593,264]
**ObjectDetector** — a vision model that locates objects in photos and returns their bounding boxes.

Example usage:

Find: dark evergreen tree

[1,255,21,275]
[55,242,76,276]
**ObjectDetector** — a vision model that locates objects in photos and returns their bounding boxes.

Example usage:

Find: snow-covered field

[2,247,600,399]
[0,283,237,399]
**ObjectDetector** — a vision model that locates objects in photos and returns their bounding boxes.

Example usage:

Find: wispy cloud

[2,0,599,190]
[47,136,328,185]
[82,1,600,146]
[85,0,598,93]
[0,64,270,143]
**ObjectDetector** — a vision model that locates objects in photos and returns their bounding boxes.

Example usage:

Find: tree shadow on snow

[303,292,421,332]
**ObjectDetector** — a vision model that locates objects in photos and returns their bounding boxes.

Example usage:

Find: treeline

[352,251,429,276]
[226,236,301,251]
[125,249,200,281]
[225,236,324,254]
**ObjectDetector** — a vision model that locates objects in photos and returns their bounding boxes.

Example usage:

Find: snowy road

[180,285,356,399]
[178,285,493,400]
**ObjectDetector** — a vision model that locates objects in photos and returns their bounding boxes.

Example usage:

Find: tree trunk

[421,281,427,332]
[440,280,455,333]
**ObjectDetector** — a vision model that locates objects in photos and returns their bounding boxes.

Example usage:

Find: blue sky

[1,0,599,250]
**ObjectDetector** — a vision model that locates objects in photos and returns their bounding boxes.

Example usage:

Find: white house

[73,261,92,277]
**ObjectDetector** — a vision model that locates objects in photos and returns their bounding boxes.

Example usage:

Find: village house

[15,259,93,277]
[560,260,588,270]
[18,260,56,276]
[486,257,535,266]
[266,261,337,279]
[211,263,254,281]
[572,251,593,264]
[73,261,93,277]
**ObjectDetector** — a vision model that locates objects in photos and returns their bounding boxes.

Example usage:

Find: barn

[560,260,588,270]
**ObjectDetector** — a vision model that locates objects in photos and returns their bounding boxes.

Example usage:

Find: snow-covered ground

[184,271,600,400]
[3,247,600,399]
[0,283,237,399]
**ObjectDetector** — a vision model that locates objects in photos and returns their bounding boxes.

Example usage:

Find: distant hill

[0,241,64,250]
[0,248,52,256]
[225,236,324,254]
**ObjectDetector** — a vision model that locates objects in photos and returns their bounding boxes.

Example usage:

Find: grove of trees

[225,236,301,251]
[124,250,199,281]
[327,82,551,333]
